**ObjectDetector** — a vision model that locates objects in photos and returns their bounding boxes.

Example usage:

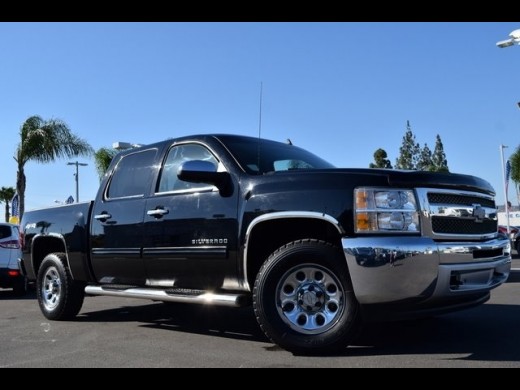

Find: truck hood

[273,168,495,196]
[363,168,494,196]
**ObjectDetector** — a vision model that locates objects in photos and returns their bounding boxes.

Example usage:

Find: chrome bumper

[342,236,511,305]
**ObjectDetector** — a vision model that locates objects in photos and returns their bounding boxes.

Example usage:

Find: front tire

[253,240,360,355]
[37,253,85,320]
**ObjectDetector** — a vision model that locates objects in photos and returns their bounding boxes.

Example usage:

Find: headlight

[355,188,420,233]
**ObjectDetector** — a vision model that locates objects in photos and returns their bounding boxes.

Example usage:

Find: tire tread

[253,239,359,355]
[37,253,85,321]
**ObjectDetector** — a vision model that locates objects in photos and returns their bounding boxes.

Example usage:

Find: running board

[84,286,250,307]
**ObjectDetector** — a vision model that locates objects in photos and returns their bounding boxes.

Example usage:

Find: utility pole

[500,145,511,235]
[67,161,88,203]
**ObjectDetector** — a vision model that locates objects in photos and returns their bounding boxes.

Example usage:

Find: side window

[158,144,219,193]
[0,226,11,239]
[107,149,157,199]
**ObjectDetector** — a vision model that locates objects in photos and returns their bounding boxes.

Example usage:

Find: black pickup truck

[20,134,511,355]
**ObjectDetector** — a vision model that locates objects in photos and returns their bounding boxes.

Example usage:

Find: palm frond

[510,146,520,185]
[17,117,93,165]
[94,148,119,179]
[0,187,16,203]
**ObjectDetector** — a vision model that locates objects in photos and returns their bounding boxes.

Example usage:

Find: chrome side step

[84,286,250,307]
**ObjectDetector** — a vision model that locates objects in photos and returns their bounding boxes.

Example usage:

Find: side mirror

[177,161,233,197]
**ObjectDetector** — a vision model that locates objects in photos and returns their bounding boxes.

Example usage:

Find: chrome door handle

[94,213,112,221]
[147,209,169,218]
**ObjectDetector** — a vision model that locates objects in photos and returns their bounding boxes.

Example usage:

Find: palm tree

[0,187,15,222]
[94,147,118,180]
[14,116,94,219]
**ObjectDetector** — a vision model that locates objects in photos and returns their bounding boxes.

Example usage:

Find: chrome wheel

[42,266,62,311]
[276,264,345,335]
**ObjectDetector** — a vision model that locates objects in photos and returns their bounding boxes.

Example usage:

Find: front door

[143,143,239,290]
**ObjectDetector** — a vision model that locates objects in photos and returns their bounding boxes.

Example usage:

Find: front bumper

[342,236,511,312]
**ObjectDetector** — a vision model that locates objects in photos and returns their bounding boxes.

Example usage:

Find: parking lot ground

[1,258,519,367]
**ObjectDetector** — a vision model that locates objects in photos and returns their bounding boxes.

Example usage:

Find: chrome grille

[427,193,496,209]
[418,189,498,239]
[431,218,497,235]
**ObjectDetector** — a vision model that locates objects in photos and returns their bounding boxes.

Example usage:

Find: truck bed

[22,201,94,281]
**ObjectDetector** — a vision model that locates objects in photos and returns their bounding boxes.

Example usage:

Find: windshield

[220,136,335,175]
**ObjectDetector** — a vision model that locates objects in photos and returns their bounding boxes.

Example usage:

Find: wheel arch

[31,234,69,280]
[243,212,345,291]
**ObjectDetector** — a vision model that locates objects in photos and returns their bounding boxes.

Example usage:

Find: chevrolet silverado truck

[20,134,511,355]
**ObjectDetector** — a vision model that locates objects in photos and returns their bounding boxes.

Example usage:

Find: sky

[0,22,519,211]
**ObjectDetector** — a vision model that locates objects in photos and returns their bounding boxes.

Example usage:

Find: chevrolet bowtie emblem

[472,204,486,223]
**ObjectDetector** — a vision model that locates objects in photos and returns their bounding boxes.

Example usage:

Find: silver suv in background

[0,223,26,296]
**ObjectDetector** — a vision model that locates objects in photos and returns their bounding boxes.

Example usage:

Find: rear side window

[0,226,12,240]
[106,149,158,199]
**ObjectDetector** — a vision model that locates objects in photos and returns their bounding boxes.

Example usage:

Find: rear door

[90,148,160,285]
[143,142,239,290]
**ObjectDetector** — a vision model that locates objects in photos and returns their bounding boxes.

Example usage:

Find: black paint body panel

[21,134,495,292]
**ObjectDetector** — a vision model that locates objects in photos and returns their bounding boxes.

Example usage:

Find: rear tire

[37,253,85,320]
[253,239,360,355]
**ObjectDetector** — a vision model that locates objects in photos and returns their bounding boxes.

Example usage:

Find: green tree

[14,116,93,219]
[431,134,449,173]
[0,187,15,222]
[416,144,433,171]
[510,145,520,194]
[94,148,118,180]
[395,121,420,170]
[369,148,393,169]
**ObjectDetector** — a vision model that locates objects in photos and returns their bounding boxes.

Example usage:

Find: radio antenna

[257,82,263,174]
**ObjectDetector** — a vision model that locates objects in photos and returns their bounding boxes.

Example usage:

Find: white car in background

[0,223,27,296]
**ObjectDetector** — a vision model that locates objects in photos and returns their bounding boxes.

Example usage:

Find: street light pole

[497,29,520,48]
[496,30,519,234]
[500,145,511,236]
[67,161,88,203]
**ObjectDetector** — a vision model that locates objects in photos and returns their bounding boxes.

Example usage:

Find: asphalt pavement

[1,259,520,367]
